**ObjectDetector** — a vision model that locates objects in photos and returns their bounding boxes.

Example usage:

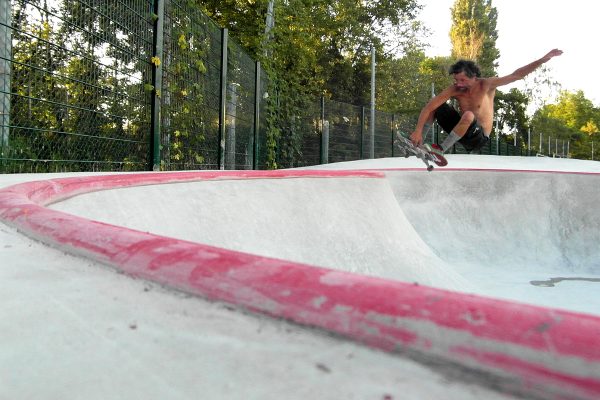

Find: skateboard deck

[394,133,448,171]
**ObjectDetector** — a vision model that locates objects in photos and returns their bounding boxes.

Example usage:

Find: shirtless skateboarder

[410,49,563,154]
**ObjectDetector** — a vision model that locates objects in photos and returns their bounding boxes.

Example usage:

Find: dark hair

[449,60,481,78]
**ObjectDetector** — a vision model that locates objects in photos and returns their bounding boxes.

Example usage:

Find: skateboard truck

[394,132,447,171]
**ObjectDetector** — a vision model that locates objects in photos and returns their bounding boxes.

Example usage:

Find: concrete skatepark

[2,154,600,399]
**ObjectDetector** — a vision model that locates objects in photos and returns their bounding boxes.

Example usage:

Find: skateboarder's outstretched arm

[486,49,563,89]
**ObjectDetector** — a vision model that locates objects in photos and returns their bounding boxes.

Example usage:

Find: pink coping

[1,168,600,399]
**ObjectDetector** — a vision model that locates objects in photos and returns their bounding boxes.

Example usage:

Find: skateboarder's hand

[410,131,423,146]
[543,49,563,61]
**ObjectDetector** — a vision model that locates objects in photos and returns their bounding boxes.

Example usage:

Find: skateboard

[394,133,448,171]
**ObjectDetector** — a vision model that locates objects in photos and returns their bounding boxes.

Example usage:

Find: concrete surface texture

[1,154,600,400]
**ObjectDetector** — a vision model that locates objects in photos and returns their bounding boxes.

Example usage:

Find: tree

[200,0,422,100]
[547,90,599,131]
[530,90,600,159]
[494,88,529,144]
[419,55,454,95]
[377,49,425,114]
[521,65,562,115]
[449,0,500,77]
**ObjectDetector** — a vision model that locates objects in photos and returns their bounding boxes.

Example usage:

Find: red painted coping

[1,169,600,399]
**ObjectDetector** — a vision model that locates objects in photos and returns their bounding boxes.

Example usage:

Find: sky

[418,0,600,105]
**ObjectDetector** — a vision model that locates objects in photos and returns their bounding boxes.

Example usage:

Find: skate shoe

[424,143,448,167]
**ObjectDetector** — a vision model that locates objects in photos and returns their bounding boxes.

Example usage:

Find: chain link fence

[1,0,153,173]
[0,0,525,174]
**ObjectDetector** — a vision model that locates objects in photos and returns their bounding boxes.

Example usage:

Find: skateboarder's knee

[461,111,475,125]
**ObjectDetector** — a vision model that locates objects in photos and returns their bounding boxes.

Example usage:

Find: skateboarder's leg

[433,104,460,151]
[451,111,475,136]
[439,111,475,152]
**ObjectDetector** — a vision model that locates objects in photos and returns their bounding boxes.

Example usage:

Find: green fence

[1,0,154,172]
[0,0,525,174]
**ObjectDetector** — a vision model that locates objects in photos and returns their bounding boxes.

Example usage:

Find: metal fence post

[369,46,375,159]
[319,96,325,164]
[321,120,329,164]
[253,61,261,169]
[360,106,365,159]
[225,82,238,169]
[391,114,395,157]
[218,28,228,170]
[0,0,10,163]
[150,0,165,171]
[496,134,499,155]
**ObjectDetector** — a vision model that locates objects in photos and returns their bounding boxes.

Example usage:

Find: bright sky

[419,0,600,105]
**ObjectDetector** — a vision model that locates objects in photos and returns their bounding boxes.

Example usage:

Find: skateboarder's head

[449,60,481,92]
[449,60,481,79]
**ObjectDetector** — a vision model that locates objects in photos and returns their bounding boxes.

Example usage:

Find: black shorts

[434,103,490,152]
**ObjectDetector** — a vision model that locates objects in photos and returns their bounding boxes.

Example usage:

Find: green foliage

[377,51,453,115]
[159,4,215,169]
[449,0,499,76]
[495,88,529,142]
[531,90,600,159]
[547,90,599,131]
[419,56,454,95]
[199,0,267,57]
[377,49,428,114]
[199,0,422,168]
